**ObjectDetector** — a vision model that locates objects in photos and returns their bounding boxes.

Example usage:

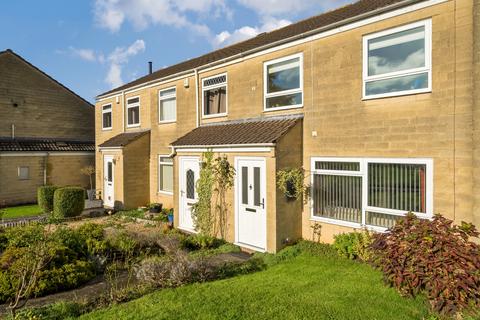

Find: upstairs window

[159,87,176,123]
[126,97,140,127]
[102,104,112,130]
[264,53,303,111]
[202,74,227,117]
[363,20,431,99]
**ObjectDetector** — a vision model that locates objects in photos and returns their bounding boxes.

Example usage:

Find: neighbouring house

[0,49,95,206]
[95,0,480,253]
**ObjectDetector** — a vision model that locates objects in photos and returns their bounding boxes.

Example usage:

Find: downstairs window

[311,158,432,229]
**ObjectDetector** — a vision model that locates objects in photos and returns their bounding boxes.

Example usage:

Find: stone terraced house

[95,0,480,253]
[0,49,95,206]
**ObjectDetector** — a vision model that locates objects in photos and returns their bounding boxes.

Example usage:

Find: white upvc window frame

[102,103,113,130]
[126,96,141,128]
[362,19,432,100]
[202,73,228,119]
[18,166,30,180]
[158,86,177,124]
[263,52,304,112]
[310,157,434,231]
[158,155,174,195]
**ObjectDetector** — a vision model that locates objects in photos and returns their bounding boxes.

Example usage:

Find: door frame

[103,155,114,208]
[234,156,267,252]
[178,156,199,233]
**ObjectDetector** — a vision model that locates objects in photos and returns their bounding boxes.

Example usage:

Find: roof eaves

[96,0,421,99]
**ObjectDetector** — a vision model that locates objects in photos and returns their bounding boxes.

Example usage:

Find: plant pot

[149,204,162,213]
[167,213,174,225]
[87,189,96,201]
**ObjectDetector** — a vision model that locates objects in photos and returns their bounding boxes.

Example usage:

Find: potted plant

[148,203,162,213]
[81,166,96,201]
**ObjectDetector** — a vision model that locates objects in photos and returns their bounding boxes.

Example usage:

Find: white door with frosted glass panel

[236,158,267,251]
[179,157,199,232]
[103,155,114,207]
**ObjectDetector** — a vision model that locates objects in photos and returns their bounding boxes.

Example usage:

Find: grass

[1,204,42,219]
[79,243,430,320]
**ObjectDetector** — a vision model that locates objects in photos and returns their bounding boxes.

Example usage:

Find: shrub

[180,234,223,250]
[53,187,85,218]
[3,223,45,248]
[370,213,480,315]
[37,185,59,213]
[333,230,372,261]
[76,223,108,256]
[11,300,85,320]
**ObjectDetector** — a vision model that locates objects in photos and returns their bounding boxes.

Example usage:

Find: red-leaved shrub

[370,213,480,315]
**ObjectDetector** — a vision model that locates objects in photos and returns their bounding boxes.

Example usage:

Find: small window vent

[203,75,226,87]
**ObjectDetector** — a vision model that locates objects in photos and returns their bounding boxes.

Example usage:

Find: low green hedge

[37,185,59,213]
[53,187,85,218]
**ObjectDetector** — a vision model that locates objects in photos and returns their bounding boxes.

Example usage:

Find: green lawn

[1,204,42,219]
[80,248,430,320]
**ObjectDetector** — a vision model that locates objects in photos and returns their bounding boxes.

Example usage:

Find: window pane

[107,162,113,182]
[315,161,360,171]
[160,97,176,121]
[186,169,195,199]
[160,157,173,163]
[128,97,139,104]
[18,167,29,180]
[103,112,112,128]
[266,92,302,109]
[313,174,362,223]
[253,167,260,206]
[160,164,173,192]
[128,106,140,125]
[267,58,300,93]
[366,211,403,229]
[368,163,426,213]
[365,72,428,96]
[160,88,175,97]
[242,167,248,205]
[204,87,226,115]
[368,26,425,76]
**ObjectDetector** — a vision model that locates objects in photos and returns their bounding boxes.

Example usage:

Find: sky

[0,0,352,103]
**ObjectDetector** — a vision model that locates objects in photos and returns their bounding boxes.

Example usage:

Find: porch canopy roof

[171,114,302,148]
[0,137,94,152]
[98,130,150,148]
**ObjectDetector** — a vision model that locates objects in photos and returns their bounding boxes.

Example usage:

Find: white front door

[236,157,267,251]
[179,156,199,232]
[103,155,114,207]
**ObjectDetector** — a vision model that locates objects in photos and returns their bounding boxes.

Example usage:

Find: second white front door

[179,156,200,232]
[103,155,114,207]
[236,157,267,251]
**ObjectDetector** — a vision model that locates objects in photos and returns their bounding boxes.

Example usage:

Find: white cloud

[213,17,291,47]
[93,0,228,36]
[69,47,97,62]
[105,39,146,88]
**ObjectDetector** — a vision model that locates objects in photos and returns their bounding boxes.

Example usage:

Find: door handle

[260,198,265,209]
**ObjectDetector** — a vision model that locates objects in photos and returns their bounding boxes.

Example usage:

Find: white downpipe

[194,68,199,128]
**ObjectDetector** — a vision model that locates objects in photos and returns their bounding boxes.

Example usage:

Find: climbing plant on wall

[192,151,236,238]
[192,151,215,235]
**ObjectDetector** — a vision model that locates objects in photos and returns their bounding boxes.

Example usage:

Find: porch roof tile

[171,115,302,147]
[98,130,150,148]
[0,137,94,152]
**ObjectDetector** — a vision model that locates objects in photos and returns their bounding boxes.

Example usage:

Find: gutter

[96,0,423,101]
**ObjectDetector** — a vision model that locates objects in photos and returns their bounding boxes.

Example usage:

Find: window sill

[102,128,112,131]
[202,113,227,119]
[158,120,176,124]
[263,104,303,113]
[157,191,174,196]
[126,124,141,128]
[309,216,388,233]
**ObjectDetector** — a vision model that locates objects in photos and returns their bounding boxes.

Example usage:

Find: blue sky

[0,0,351,103]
